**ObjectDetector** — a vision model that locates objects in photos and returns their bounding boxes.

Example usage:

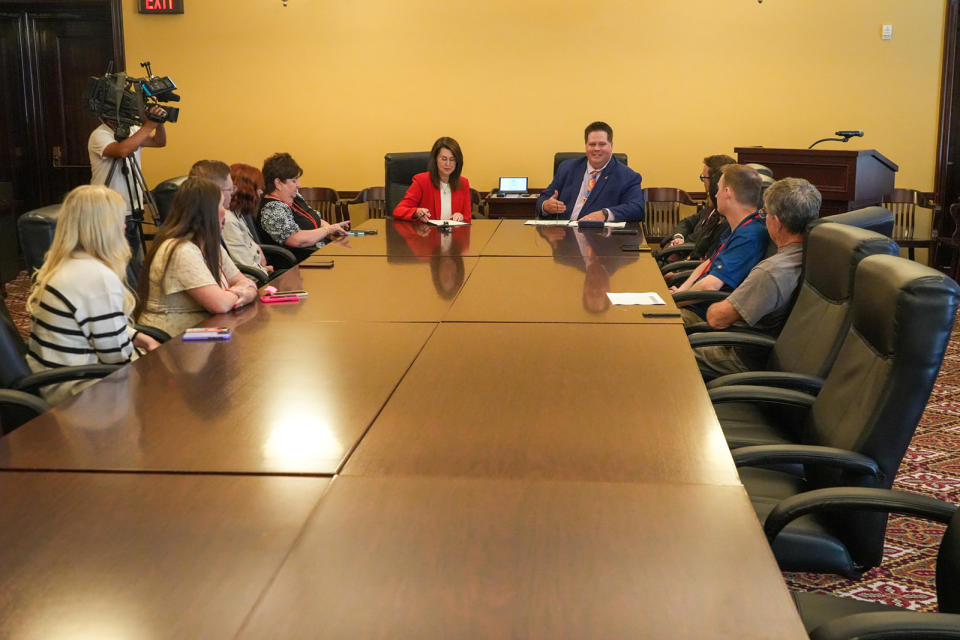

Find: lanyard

[702,210,762,273]
[269,195,319,229]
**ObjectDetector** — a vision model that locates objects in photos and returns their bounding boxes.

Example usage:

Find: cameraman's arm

[144,122,166,149]
[102,120,160,158]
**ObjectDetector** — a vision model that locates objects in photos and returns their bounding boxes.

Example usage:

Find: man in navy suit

[536,121,645,222]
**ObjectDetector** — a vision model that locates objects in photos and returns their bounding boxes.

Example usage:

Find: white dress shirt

[439,181,452,220]
[570,159,610,220]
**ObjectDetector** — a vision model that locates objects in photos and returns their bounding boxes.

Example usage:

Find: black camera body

[85,60,180,137]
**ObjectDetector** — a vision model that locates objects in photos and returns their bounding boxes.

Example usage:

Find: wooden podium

[734,148,898,215]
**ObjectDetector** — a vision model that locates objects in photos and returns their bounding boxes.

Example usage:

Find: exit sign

[138,0,184,13]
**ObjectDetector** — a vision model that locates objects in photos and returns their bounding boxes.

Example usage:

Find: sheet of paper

[424,219,470,227]
[606,292,667,306]
[524,220,570,226]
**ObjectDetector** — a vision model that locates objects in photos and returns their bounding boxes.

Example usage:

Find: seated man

[188,160,273,278]
[671,164,768,322]
[536,121,644,222]
[693,177,822,378]
[659,154,734,262]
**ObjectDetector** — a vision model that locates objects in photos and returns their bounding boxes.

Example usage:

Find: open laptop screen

[499,177,528,194]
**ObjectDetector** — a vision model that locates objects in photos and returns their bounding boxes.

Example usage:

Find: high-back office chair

[0,297,119,432]
[235,213,297,272]
[815,206,895,238]
[642,187,698,246]
[764,488,960,638]
[385,152,429,218]
[299,187,345,223]
[552,152,628,177]
[883,188,937,262]
[716,255,959,577]
[151,175,188,226]
[470,188,484,218]
[346,187,386,220]
[17,204,60,274]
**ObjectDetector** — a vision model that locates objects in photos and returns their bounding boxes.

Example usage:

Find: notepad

[523,220,627,228]
[424,219,470,227]
[606,292,666,306]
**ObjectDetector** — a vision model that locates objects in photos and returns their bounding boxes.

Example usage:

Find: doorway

[0,0,122,283]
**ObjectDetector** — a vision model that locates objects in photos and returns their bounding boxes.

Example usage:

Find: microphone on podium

[809,130,864,149]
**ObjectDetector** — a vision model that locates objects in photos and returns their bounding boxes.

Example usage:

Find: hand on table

[415,208,431,222]
[666,236,684,248]
[578,211,606,222]
[451,212,464,222]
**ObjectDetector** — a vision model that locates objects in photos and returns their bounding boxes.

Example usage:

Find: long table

[0,217,805,638]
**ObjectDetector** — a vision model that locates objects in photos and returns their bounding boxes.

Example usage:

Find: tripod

[104,150,160,253]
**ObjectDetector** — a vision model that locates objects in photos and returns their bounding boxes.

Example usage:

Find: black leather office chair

[385,152,429,217]
[716,255,959,576]
[552,152,628,176]
[151,175,188,226]
[234,213,297,272]
[815,206,896,238]
[765,488,960,639]
[0,388,49,435]
[0,297,119,432]
[684,222,898,378]
[17,204,60,274]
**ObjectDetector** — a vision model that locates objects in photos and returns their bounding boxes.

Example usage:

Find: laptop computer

[498,177,528,197]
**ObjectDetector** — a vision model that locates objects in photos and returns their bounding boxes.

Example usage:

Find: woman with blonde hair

[26,184,160,403]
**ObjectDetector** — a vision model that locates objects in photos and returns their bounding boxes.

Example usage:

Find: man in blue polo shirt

[670,164,769,324]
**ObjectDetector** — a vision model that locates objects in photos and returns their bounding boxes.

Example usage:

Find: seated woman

[136,177,258,337]
[394,137,472,223]
[258,152,350,262]
[26,185,160,404]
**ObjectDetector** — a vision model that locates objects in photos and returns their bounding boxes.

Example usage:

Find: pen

[642,312,682,318]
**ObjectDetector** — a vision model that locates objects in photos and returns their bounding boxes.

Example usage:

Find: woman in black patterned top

[258,153,350,262]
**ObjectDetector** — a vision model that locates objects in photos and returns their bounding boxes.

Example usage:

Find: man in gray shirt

[694,177,822,378]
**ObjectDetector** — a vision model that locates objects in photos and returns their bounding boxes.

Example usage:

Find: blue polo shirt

[699,210,769,290]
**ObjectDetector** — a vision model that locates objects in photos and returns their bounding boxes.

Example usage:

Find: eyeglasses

[698,174,709,182]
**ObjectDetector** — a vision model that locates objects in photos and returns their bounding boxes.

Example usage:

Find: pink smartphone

[260,295,301,304]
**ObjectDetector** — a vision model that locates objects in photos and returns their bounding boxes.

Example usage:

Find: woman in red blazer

[394,137,472,222]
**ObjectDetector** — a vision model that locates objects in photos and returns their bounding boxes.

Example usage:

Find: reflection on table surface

[303,217,501,258]
[481,219,647,257]
[0,322,435,474]
[446,255,680,323]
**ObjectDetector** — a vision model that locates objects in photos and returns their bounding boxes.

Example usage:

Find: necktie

[582,170,600,207]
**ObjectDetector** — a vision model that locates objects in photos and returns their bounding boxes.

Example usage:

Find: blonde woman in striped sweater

[26,185,159,404]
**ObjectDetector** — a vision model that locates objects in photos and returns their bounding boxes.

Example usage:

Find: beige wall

[123,0,946,195]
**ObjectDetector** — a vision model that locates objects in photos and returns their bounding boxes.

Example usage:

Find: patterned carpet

[3,270,959,611]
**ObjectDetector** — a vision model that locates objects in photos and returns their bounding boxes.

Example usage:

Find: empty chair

[940,202,960,283]
[385,152,429,217]
[346,186,386,220]
[717,254,959,576]
[151,175,188,226]
[470,188,484,218]
[17,204,59,274]
[298,187,344,224]
[765,488,960,638]
[883,188,937,262]
[643,187,698,246]
[815,206,895,238]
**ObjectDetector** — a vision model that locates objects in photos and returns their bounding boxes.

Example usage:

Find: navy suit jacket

[536,156,645,222]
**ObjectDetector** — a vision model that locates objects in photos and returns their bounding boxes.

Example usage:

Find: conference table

[0,218,805,638]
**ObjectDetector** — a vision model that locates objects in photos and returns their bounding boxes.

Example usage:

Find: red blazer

[393,172,472,222]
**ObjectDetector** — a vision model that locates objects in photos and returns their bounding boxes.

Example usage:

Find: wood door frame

[0,0,123,70]
[935,0,958,211]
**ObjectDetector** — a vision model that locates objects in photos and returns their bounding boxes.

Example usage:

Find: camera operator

[87,104,168,274]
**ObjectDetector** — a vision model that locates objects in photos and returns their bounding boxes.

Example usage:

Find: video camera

[85,61,180,140]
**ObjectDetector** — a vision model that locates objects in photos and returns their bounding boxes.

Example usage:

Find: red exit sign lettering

[138,0,184,14]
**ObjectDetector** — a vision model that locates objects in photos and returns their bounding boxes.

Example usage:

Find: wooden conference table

[0,218,805,638]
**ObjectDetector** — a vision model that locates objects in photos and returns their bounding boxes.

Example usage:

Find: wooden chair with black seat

[711,255,959,579]
[299,187,345,224]
[470,188,485,218]
[883,188,938,263]
[345,187,386,222]
[641,187,698,247]
[765,488,960,639]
